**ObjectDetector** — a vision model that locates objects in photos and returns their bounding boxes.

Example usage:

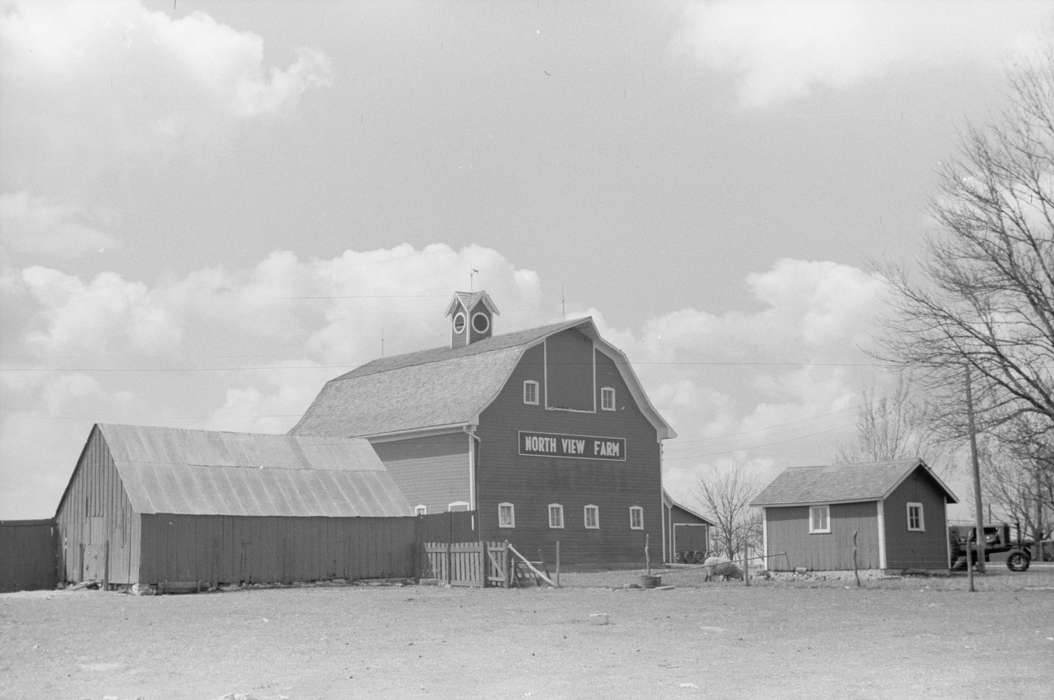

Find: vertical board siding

[883,468,949,569]
[0,520,58,592]
[139,514,416,586]
[477,340,664,570]
[54,428,139,584]
[765,502,880,571]
[371,433,470,515]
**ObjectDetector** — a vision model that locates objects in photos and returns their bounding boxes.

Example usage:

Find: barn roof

[93,424,410,517]
[290,317,676,439]
[750,458,958,507]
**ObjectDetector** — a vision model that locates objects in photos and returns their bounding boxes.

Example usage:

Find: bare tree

[697,464,763,561]
[835,373,935,464]
[880,53,1054,540]
[983,416,1054,541]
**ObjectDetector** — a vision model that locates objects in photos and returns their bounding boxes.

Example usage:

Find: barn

[55,424,413,590]
[291,291,677,569]
[663,494,714,563]
[752,458,958,572]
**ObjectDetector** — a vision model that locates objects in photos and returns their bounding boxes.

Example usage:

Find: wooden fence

[0,520,58,592]
[422,541,510,587]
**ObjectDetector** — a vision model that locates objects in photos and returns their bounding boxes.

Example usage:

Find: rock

[589,612,609,625]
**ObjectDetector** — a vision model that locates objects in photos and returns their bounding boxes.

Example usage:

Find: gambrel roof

[60,424,410,518]
[291,317,675,440]
[751,458,958,507]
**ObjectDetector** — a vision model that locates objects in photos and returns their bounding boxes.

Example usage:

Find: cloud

[0,248,888,520]
[0,191,117,258]
[679,1,1053,108]
[0,0,332,165]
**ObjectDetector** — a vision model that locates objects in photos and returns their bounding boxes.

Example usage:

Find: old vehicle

[948,523,1032,572]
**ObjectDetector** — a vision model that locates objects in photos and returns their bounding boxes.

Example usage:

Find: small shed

[55,424,413,590]
[663,491,714,563]
[751,458,958,571]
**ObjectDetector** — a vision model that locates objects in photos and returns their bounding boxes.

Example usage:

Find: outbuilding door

[83,517,106,583]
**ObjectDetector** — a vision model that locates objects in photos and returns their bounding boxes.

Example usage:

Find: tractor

[948,523,1032,572]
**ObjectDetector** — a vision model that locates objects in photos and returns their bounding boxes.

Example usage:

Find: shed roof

[663,491,715,526]
[751,458,958,507]
[92,424,410,517]
[291,317,675,439]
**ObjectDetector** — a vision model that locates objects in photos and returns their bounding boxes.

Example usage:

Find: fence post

[446,540,452,585]
[555,540,561,587]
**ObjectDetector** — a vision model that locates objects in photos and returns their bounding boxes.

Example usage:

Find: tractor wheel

[1006,551,1031,572]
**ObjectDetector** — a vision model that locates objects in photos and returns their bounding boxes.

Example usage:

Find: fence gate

[422,541,510,588]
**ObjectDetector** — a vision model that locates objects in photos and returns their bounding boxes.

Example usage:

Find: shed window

[906,502,925,531]
[548,503,564,529]
[600,387,616,411]
[809,505,830,534]
[413,504,427,516]
[498,502,516,528]
[523,380,539,405]
[629,506,644,530]
[584,504,600,529]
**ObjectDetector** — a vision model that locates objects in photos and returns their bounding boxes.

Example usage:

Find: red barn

[292,291,676,569]
[752,459,958,572]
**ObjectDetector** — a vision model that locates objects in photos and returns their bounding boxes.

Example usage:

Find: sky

[2,0,1052,519]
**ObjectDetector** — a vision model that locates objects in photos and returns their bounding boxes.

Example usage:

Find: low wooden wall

[139,514,417,588]
[0,520,58,592]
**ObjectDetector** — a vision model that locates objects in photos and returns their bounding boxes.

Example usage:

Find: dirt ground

[1,565,1052,699]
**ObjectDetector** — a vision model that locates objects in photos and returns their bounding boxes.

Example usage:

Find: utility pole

[965,366,986,582]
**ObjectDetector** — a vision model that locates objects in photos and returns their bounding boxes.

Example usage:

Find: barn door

[83,517,107,583]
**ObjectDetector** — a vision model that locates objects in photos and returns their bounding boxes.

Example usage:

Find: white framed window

[600,386,616,411]
[452,312,466,334]
[523,380,539,405]
[448,501,469,512]
[413,504,427,516]
[809,505,830,534]
[498,502,515,528]
[471,312,490,334]
[629,506,644,530]
[906,502,925,531]
[584,504,600,529]
[548,503,564,529]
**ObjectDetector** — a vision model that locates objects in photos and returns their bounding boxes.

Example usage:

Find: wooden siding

[54,427,140,584]
[883,466,949,569]
[0,520,57,592]
[765,502,880,571]
[545,329,595,411]
[477,343,662,570]
[371,433,470,514]
[138,514,416,586]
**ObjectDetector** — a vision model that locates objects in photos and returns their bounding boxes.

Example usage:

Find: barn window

[548,503,564,529]
[584,504,600,529]
[809,505,830,534]
[523,380,539,405]
[448,501,469,512]
[413,504,427,516]
[906,502,925,531]
[629,506,644,530]
[498,502,516,528]
[600,386,616,411]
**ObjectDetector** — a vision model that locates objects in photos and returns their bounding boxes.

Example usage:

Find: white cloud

[0,191,117,258]
[0,248,891,520]
[679,1,1053,108]
[0,0,332,162]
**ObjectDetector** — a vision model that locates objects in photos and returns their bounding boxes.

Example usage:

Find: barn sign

[518,431,626,461]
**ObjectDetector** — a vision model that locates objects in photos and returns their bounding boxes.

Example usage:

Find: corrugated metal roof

[291,317,676,439]
[98,424,410,517]
[751,459,958,507]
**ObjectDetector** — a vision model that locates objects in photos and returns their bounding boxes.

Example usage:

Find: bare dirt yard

[1,565,1052,699]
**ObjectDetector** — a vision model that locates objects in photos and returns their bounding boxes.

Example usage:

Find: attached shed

[662,492,714,563]
[752,459,958,572]
[55,424,413,590]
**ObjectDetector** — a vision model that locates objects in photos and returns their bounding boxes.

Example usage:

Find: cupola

[445,291,499,348]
